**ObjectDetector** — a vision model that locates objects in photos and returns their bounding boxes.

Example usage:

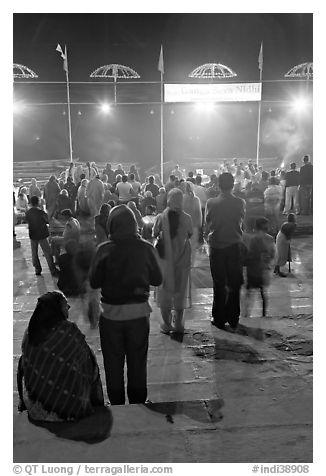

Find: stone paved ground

[13,224,312,463]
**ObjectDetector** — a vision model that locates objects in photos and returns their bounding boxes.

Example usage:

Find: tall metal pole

[305,75,309,93]
[114,76,117,104]
[256,43,263,167]
[65,46,73,162]
[256,72,262,167]
[160,71,164,183]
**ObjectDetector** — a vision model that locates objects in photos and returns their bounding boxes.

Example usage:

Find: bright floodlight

[194,102,216,113]
[100,103,112,114]
[291,97,309,113]
[13,101,26,114]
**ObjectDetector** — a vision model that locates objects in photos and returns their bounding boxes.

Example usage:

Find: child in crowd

[245,217,275,317]
[274,213,297,277]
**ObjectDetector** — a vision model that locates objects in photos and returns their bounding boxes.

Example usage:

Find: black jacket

[299,163,313,186]
[285,170,300,187]
[25,207,49,240]
[89,236,162,305]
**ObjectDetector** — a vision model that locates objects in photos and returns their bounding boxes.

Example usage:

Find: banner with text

[164,83,262,103]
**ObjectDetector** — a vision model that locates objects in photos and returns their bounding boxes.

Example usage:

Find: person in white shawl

[183,181,202,265]
[86,176,105,218]
[153,188,193,334]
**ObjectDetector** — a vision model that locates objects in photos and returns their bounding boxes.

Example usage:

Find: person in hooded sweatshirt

[89,205,162,405]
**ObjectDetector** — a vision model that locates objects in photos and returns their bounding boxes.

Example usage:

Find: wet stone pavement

[13,224,313,463]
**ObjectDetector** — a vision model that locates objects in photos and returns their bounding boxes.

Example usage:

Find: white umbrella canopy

[284,62,313,79]
[90,64,140,79]
[189,63,237,79]
[13,63,38,79]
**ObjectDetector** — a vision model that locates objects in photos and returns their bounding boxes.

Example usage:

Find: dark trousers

[209,244,243,327]
[30,238,56,274]
[198,207,205,244]
[99,315,149,405]
[299,185,313,214]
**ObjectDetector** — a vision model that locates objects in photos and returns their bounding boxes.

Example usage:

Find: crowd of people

[15,155,312,436]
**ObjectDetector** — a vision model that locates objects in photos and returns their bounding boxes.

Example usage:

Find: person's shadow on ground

[145,399,224,425]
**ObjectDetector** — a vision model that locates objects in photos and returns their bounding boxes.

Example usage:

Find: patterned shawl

[21,320,99,421]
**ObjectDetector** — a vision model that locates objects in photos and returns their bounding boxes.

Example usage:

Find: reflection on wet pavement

[273,337,313,356]
[13,225,313,379]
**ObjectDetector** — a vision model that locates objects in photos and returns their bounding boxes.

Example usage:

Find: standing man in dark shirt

[283,162,300,214]
[145,176,160,198]
[299,155,313,215]
[25,196,58,276]
[205,173,246,330]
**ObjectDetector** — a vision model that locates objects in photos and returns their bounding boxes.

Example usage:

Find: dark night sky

[14,13,313,81]
[13,13,313,168]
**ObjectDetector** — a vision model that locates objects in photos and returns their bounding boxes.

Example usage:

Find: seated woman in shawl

[17,291,111,442]
[153,188,193,334]
[95,203,111,245]
[274,213,297,277]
